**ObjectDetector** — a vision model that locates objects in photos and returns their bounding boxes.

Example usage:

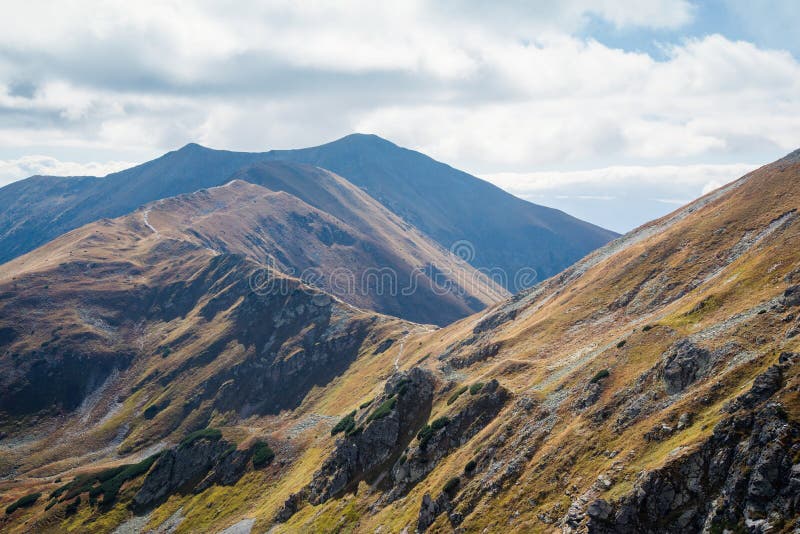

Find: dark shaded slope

[0,174,100,263]
[263,134,618,290]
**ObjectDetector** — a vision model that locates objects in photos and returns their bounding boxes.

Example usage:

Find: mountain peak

[327,133,398,149]
[176,141,212,153]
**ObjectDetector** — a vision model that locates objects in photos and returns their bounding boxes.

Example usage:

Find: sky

[1,1,798,232]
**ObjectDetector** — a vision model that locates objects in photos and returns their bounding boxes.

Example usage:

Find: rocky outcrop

[472,307,517,334]
[409,395,550,532]
[588,362,800,534]
[726,364,783,412]
[276,368,435,522]
[447,342,502,369]
[133,432,253,511]
[417,492,453,532]
[202,283,376,417]
[662,340,712,394]
[388,380,509,501]
[783,285,800,307]
[193,446,253,492]
[574,381,604,411]
[275,492,304,523]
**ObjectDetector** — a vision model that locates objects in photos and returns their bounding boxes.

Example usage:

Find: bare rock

[662,340,711,394]
[416,492,451,533]
[574,381,603,411]
[587,499,613,521]
[587,365,798,534]
[782,285,800,307]
[276,368,435,523]
[388,380,509,501]
[133,433,250,511]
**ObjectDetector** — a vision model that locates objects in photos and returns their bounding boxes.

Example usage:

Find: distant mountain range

[0,134,617,292]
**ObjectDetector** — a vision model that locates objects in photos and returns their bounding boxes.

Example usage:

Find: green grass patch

[464,460,477,474]
[346,426,363,437]
[469,382,484,395]
[143,403,162,420]
[251,440,275,468]
[94,454,160,505]
[443,476,460,494]
[396,378,412,396]
[590,369,610,384]
[64,497,80,516]
[5,492,41,515]
[447,385,469,405]
[431,416,449,430]
[417,424,434,449]
[331,411,357,436]
[179,427,222,448]
[417,417,449,450]
[367,396,397,422]
[51,453,161,506]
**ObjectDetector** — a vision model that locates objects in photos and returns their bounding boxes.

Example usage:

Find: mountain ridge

[0,134,618,292]
[2,147,797,533]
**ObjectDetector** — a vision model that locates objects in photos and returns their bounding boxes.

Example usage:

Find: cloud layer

[0,156,133,187]
[0,1,797,230]
[484,162,758,232]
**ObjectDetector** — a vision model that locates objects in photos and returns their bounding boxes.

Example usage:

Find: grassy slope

[2,152,799,532]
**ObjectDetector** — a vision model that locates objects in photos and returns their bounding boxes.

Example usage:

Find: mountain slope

[118,177,507,324]
[3,151,798,533]
[323,147,799,533]
[0,188,418,508]
[0,136,617,292]
[263,134,619,289]
[0,144,267,265]
[1,159,507,326]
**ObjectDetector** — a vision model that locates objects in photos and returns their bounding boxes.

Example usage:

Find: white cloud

[0,156,133,187]
[0,3,797,169]
[482,163,759,231]
[483,163,758,193]
[0,1,797,233]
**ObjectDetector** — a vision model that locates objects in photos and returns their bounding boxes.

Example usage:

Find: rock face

[574,381,604,411]
[662,340,712,394]
[728,365,783,411]
[417,492,453,533]
[783,285,800,307]
[388,380,509,501]
[309,368,435,504]
[206,283,375,416]
[588,362,800,533]
[133,434,252,511]
[276,368,435,522]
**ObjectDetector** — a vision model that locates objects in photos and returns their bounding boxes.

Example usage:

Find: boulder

[662,340,711,394]
[416,492,451,533]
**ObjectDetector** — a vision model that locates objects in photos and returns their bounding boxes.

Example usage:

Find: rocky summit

[0,147,799,534]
